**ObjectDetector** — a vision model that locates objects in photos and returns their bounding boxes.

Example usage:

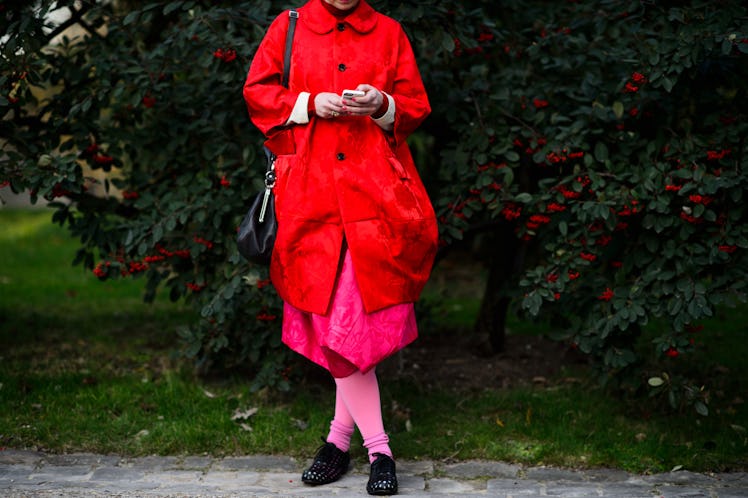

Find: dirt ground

[378,329,585,392]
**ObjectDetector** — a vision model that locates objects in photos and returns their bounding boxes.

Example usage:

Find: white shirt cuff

[286,92,311,125]
[371,92,395,131]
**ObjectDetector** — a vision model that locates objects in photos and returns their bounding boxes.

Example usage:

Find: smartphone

[342,89,365,99]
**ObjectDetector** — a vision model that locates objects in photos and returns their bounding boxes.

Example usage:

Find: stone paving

[1,449,747,497]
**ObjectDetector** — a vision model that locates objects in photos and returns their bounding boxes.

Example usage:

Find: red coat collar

[300,0,378,34]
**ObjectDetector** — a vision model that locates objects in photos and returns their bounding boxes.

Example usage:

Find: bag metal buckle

[259,161,276,223]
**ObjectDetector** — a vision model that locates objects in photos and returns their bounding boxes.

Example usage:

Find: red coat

[243,0,437,315]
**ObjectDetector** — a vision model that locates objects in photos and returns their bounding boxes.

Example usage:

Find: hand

[314,92,345,119]
[341,84,383,117]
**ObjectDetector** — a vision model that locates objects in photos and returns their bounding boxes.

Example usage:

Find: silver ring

[331,111,339,118]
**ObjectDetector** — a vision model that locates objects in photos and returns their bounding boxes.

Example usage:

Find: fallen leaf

[292,418,308,431]
[239,423,253,432]
[495,417,505,428]
[231,407,259,421]
[202,389,217,398]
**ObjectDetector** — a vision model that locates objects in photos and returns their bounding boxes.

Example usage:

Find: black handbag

[237,146,278,264]
[237,10,297,264]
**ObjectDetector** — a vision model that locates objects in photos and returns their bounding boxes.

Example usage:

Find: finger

[342,104,362,115]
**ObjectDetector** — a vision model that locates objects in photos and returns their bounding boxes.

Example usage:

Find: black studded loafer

[366,453,398,495]
[301,438,350,486]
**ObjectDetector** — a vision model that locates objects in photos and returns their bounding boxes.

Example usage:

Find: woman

[243,0,437,494]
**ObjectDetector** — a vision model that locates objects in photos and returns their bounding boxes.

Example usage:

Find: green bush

[2,1,291,388]
[432,1,748,412]
[2,1,747,410]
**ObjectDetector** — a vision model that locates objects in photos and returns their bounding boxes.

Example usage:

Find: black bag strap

[281,10,298,89]
[263,10,298,175]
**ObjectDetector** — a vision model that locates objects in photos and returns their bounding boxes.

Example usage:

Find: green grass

[386,384,747,472]
[1,209,746,473]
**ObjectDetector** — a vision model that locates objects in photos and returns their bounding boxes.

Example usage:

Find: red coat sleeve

[243,12,300,139]
[389,26,431,147]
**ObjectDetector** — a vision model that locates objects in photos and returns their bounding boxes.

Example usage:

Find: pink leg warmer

[334,369,393,463]
[326,390,355,452]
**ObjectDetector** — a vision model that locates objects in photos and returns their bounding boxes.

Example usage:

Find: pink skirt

[282,249,418,378]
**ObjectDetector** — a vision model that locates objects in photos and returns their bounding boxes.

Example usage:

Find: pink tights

[325,368,392,463]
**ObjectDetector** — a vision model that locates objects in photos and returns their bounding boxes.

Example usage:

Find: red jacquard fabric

[243,0,437,315]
